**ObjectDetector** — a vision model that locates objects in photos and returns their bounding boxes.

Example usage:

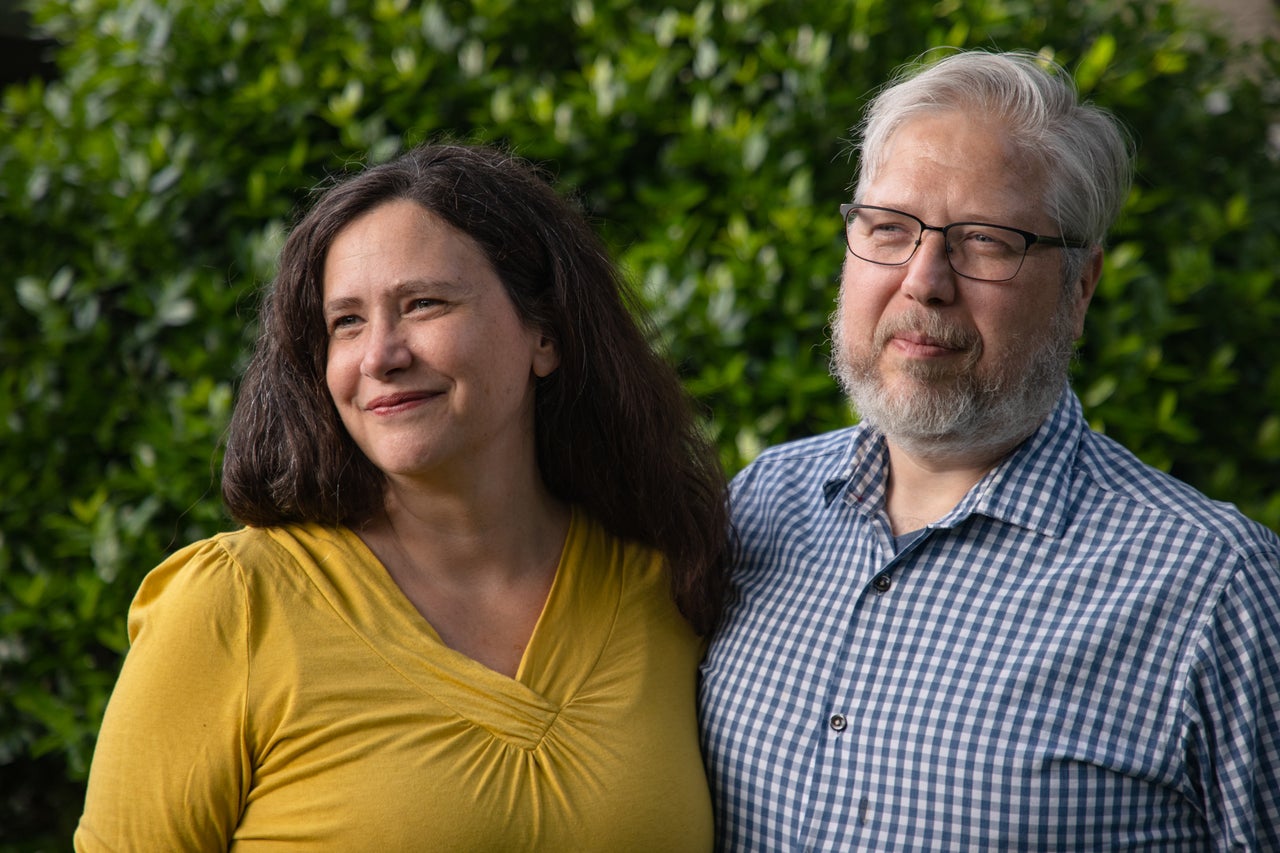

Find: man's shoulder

[735,427,862,487]
[1077,429,1280,558]
[727,426,871,531]
[747,426,863,467]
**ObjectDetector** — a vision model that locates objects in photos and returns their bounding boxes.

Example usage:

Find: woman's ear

[532,333,560,378]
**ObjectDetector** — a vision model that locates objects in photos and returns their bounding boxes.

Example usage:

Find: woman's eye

[329,315,360,332]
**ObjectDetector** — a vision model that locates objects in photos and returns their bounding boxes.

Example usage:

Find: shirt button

[872,573,892,593]
[829,714,847,732]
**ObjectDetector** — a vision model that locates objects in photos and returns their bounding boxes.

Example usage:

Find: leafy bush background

[2,0,1277,846]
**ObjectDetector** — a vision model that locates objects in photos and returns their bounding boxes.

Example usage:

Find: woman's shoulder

[562,509,690,632]
[567,510,665,575]
[158,523,365,573]
[132,524,364,620]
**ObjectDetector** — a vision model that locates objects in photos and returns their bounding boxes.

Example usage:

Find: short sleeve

[75,537,253,852]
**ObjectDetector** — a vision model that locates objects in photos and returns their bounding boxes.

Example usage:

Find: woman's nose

[360,320,412,378]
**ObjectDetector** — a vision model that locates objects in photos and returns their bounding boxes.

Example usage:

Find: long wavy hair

[222,143,730,633]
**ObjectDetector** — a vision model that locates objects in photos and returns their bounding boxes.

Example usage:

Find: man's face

[832,111,1096,460]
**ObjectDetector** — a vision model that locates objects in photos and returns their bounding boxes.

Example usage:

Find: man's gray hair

[853,49,1135,288]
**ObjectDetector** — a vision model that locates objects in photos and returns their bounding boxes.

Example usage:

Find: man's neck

[881,439,1012,536]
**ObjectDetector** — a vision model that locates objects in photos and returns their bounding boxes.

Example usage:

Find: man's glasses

[840,203,1088,283]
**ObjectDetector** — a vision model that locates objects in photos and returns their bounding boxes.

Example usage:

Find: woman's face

[322,199,559,488]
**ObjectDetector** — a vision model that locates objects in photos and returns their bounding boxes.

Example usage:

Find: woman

[75,143,729,850]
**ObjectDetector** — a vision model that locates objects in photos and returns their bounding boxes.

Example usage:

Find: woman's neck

[355,473,572,677]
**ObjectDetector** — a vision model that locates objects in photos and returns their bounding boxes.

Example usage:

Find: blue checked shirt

[700,390,1280,850]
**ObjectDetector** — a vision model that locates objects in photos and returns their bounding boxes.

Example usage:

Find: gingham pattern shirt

[700,390,1280,850]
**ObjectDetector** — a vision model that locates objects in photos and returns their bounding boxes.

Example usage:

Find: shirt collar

[823,389,1085,538]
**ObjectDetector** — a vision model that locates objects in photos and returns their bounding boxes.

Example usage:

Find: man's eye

[961,229,1018,252]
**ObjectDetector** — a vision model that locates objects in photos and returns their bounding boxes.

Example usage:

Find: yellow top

[75,511,712,851]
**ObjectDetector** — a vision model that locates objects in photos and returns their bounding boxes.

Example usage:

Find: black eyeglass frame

[839,203,1090,283]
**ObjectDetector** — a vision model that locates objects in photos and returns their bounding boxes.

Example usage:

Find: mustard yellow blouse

[75,511,712,851]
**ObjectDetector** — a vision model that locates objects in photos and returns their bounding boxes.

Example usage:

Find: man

[699,50,1280,850]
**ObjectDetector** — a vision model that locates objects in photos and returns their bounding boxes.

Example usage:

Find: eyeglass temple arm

[1027,234,1090,249]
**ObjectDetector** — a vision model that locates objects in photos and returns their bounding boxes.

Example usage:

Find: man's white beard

[830,294,1078,460]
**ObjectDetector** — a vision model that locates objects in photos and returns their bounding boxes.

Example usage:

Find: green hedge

[2,0,1277,845]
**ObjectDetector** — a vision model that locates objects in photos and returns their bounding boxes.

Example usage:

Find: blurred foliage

[1,0,1277,846]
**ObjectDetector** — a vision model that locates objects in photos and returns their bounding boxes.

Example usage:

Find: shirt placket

[799,516,914,851]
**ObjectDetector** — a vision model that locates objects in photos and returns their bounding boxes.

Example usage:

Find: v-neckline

[303,510,623,749]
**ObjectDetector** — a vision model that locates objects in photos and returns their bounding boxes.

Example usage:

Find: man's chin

[893,358,975,386]
[869,369,973,407]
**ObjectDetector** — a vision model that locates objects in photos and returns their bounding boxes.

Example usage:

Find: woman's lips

[364,391,439,414]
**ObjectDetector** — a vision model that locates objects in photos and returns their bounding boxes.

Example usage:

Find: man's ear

[1071,247,1104,339]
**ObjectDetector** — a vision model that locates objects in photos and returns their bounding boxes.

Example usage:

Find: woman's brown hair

[222,143,729,633]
